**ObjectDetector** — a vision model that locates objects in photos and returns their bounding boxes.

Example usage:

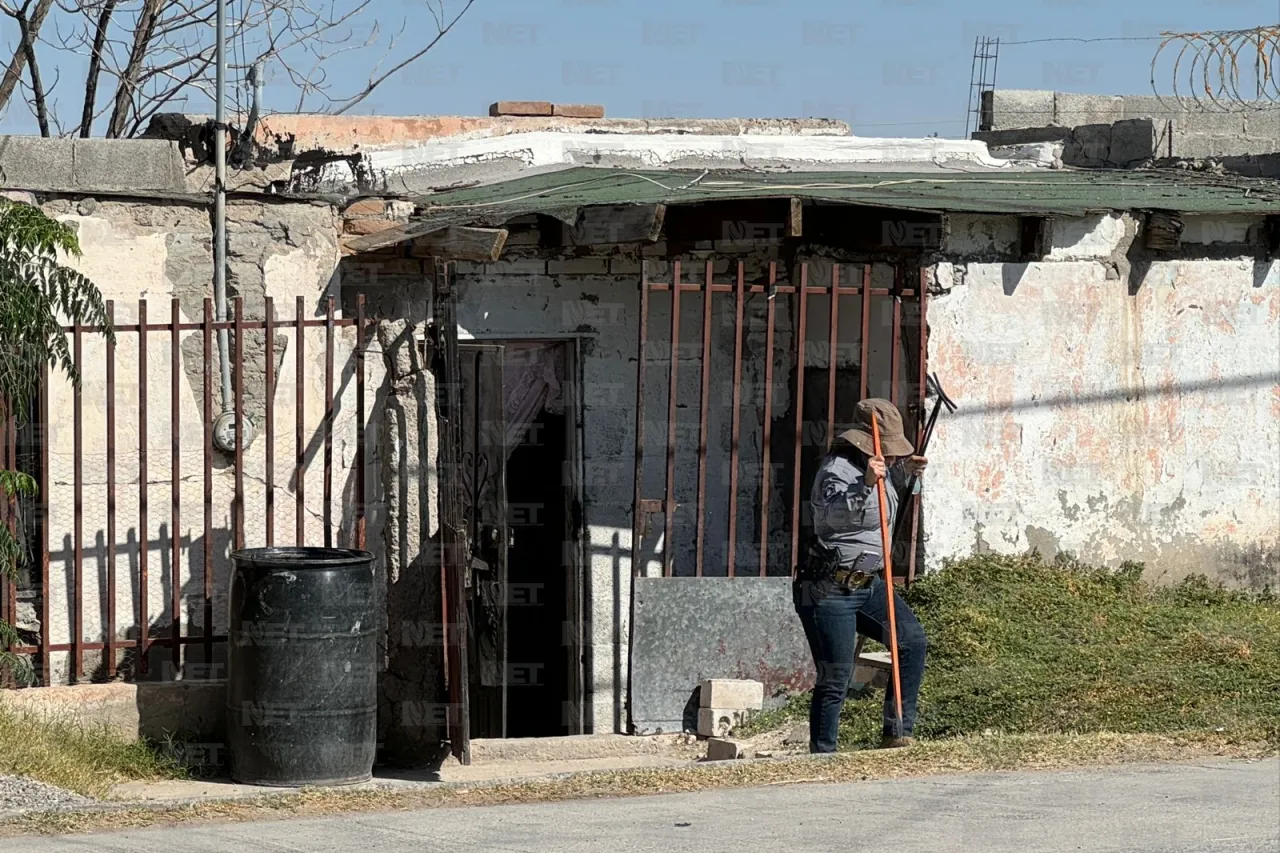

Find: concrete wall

[929,214,1280,588]
[27,195,384,684]
[984,90,1280,161]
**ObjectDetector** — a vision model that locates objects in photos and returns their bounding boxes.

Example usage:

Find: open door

[459,343,510,738]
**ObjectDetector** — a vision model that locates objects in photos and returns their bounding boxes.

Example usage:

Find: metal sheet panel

[629,577,813,734]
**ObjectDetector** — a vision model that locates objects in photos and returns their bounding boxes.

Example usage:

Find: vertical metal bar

[355,294,366,550]
[2,404,13,678]
[826,265,840,449]
[137,300,149,675]
[72,320,83,681]
[859,263,873,401]
[726,263,746,578]
[264,297,274,547]
[295,296,306,547]
[234,298,245,551]
[202,298,214,666]
[891,265,903,406]
[908,266,929,585]
[170,300,181,672]
[788,263,809,576]
[694,262,713,577]
[629,264,650,579]
[758,262,777,577]
[324,296,335,549]
[662,261,681,578]
[39,367,50,685]
[105,302,117,679]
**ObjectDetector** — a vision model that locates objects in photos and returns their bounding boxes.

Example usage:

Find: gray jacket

[809,453,905,569]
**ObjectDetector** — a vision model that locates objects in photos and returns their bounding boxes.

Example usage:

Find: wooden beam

[341,224,411,255]
[564,204,666,246]
[410,226,509,261]
[788,198,803,238]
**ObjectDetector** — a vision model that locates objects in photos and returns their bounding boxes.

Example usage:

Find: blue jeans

[793,576,928,752]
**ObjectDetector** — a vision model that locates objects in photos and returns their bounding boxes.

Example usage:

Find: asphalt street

[11,758,1280,852]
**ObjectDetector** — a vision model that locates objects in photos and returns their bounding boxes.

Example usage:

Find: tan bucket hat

[836,398,914,458]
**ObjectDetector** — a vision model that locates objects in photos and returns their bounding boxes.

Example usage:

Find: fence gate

[630,259,930,582]
[1,295,368,687]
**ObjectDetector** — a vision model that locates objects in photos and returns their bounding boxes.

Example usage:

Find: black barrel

[226,547,377,787]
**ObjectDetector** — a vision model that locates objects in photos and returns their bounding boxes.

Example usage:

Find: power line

[1001,36,1166,46]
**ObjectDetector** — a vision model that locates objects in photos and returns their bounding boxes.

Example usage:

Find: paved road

[11,759,1280,852]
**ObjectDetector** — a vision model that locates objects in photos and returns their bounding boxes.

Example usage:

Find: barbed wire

[1152,26,1280,112]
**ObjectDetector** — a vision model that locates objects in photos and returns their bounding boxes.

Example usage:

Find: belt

[832,568,877,589]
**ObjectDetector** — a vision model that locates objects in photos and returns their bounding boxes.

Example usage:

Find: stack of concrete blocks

[697,678,764,739]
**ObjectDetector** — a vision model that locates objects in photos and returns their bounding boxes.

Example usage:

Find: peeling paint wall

[31,196,380,683]
[928,215,1280,589]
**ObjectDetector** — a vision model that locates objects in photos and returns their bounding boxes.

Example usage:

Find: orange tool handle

[870,417,905,732]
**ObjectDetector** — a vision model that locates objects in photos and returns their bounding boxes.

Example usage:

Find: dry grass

[1,731,1274,837]
[0,708,182,799]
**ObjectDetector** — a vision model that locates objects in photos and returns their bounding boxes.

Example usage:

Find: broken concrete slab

[705,738,752,761]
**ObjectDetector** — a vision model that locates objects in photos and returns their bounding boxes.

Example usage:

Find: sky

[4,0,1280,138]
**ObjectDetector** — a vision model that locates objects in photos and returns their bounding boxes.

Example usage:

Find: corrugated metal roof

[410,166,1280,225]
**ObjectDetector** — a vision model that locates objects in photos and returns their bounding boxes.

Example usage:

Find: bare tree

[0,0,477,138]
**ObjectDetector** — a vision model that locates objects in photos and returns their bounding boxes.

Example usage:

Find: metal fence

[1,296,370,686]
[632,259,929,580]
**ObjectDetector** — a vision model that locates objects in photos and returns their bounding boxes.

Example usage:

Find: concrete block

[1107,118,1157,166]
[548,257,610,275]
[71,138,186,193]
[697,707,752,738]
[987,90,1055,130]
[705,737,752,761]
[1054,93,1124,128]
[345,218,401,236]
[699,678,764,710]
[0,681,226,742]
[344,199,388,218]
[0,136,75,191]
[1119,95,1189,122]
[1067,123,1112,166]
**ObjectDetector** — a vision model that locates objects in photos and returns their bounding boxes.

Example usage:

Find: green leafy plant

[0,198,113,685]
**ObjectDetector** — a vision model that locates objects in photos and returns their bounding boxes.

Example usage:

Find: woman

[793,398,929,753]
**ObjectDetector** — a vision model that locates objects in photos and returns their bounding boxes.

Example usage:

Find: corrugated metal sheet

[410,167,1280,227]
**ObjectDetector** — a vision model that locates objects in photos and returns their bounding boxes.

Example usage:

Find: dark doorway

[505,407,571,737]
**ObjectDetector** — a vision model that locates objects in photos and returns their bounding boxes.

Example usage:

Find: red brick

[553,103,605,119]
[489,101,553,117]
[343,198,387,218]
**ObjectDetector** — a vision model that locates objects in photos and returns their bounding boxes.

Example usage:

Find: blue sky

[5,0,1280,138]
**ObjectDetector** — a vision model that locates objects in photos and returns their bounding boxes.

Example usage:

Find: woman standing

[793,398,929,753]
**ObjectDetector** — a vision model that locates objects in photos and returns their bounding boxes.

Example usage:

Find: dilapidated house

[1,104,1276,764]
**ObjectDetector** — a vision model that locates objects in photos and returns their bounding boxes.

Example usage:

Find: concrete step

[462,733,699,764]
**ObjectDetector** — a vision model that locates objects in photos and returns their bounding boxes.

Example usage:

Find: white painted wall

[926,217,1280,587]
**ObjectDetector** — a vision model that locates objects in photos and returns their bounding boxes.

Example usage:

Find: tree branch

[78,0,117,137]
[0,0,54,114]
[105,0,161,138]
[329,0,475,115]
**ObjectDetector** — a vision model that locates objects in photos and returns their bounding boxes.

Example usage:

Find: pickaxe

[892,372,955,549]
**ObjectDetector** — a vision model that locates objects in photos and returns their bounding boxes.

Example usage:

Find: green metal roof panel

[412,167,1280,225]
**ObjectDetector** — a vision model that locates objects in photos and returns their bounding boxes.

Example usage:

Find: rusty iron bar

[908,266,929,586]
[295,296,306,547]
[758,262,777,577]
[105,302,117,679]
[234,298,246,552]
[694,262,713,577]
[788,263,810,577]
[12,635,227,655]
[826,265,839,451]
[860,264,873,401]
[170,300,181,672]
[72,320,83,681]
[324,296,335,548]
[891,265,903,406]
[725,263,745,578]
[137,300,149,675]
[1,406,13,677]
[39,369,49,685]
[645,284,912,297]
[264,297,275,548]
[202,298,214,665]
[355,294,366,549]
[631,264,650,579]
[662,261,681,578]
[60,318,358,334]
